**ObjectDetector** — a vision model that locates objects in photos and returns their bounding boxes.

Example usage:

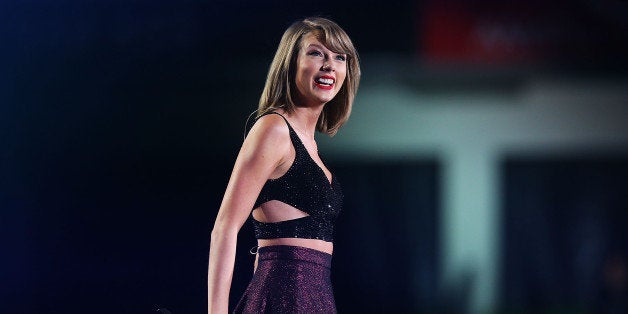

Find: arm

[207,115,290,314]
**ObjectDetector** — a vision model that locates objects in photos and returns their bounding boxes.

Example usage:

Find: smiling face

[293,33,347,107]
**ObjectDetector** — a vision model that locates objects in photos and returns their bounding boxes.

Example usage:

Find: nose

[321,60,334,72]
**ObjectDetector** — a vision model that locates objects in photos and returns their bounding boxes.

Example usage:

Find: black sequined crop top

[251,112,343,242]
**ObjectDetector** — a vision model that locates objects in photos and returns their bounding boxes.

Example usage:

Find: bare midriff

[257,237,333,255]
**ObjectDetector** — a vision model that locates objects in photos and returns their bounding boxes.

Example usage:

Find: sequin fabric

[251,112,343,242]
[233,245,336,314]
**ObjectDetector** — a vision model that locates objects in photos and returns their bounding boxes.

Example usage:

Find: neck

[288,106,323,140]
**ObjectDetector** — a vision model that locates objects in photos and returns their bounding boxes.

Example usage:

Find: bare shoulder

[242,113,291,157]
[247,114,289,144]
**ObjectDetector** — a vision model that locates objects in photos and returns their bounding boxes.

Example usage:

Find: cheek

[297,62,314,82]
[296,64,309,85]
[338,68,348,86]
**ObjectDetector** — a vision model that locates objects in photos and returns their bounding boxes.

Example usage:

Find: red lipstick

[314,75,335,90]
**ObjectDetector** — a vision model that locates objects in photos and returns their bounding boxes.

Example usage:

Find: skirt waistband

[257,245,332,269]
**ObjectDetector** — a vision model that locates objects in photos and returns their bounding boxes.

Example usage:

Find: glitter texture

[233,245,336,313]
[251,112,343,242]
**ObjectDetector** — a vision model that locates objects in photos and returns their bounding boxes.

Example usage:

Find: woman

[208,17,360,313]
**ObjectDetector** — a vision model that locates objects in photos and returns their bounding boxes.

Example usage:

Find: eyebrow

[306,43,326,50]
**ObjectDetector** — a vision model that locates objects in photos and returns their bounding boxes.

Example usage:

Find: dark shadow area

[331,160,440,313]
[500,156,628,314]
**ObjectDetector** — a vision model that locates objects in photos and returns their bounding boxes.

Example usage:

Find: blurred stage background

[2,0,628,313]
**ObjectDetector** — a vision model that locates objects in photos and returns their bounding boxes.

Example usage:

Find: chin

[319,92,339,103]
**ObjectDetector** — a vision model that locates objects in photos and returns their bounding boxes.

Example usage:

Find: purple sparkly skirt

[233,245,336,314]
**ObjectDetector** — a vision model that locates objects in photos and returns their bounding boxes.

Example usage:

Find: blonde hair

[257,17,361,136]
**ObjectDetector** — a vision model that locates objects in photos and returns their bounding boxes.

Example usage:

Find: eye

[307,50,323,57]
[335,54,347,61]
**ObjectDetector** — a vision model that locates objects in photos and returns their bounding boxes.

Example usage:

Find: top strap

[251,111,297,135]
[259,111,289,125]
[256,112,308,154]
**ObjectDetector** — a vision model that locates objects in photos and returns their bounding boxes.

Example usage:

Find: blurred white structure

[320,57,628,313]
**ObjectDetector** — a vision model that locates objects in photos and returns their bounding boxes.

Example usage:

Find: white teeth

[316,78,334,85]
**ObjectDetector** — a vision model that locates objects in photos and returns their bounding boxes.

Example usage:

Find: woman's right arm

[207,115,290,314]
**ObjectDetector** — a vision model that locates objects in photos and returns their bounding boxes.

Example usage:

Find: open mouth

[314,76,335,90]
